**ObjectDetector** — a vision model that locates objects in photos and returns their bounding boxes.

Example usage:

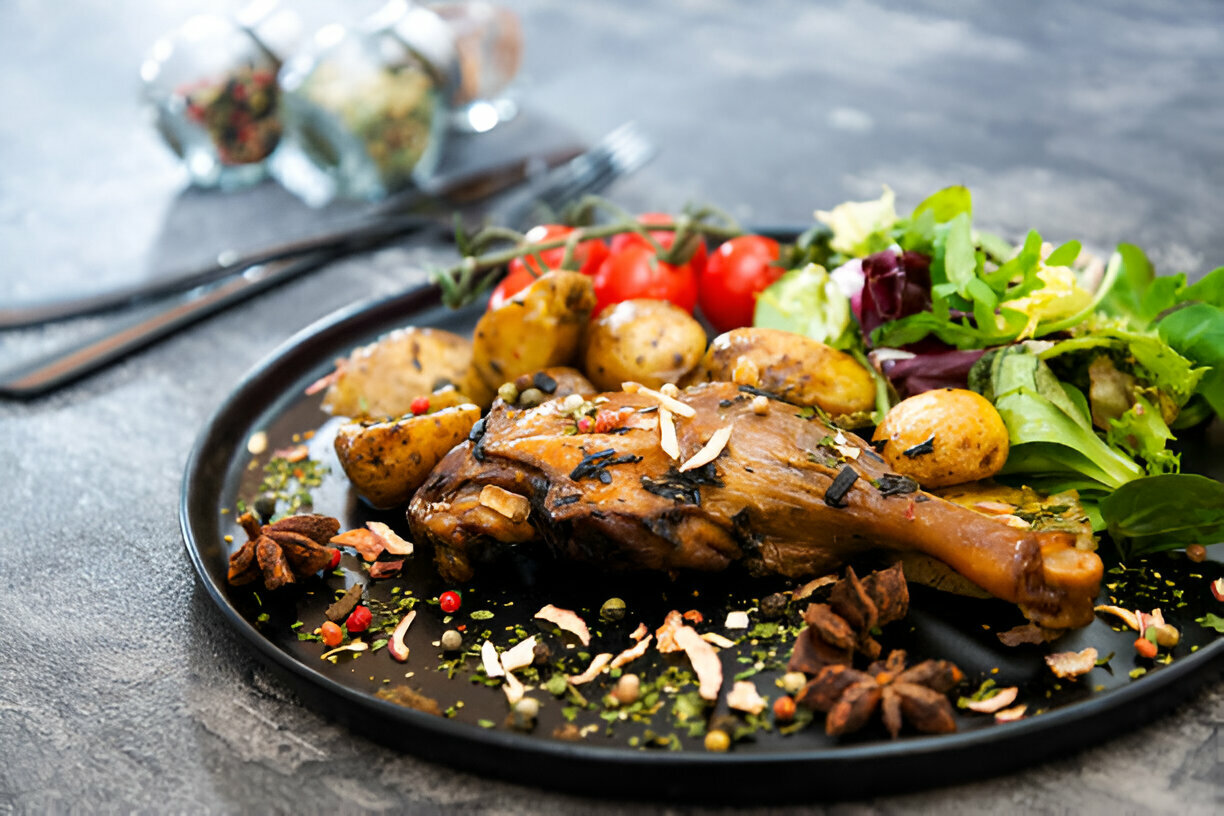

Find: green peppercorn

[518,387,545,407]
[704,729,731,752]
[780,671,807,695]
[508,696,539,731]
[252,492,278,522]
[440,629,462,652]
[497,382,520,404]
[600,597,626,621]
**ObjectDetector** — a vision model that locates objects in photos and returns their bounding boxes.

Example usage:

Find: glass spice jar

[141,4,301,189]
[274,0,458,203]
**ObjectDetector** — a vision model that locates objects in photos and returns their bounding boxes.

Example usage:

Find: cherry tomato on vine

[698,235,783,332]
[590,242,699,317]
[488,224,609,311]
[609,212,708,277]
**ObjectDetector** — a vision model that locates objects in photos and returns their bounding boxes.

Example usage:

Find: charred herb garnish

[902,436,936,458]
[570,448,643,483]
[641,463,724,505]
[824,465,859,508]
[252,455,328,517]
[872,474,920,497]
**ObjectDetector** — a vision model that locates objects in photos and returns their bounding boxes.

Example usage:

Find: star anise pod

[788,564,909,674]
[227,512,340,590]
[797,649,963,738]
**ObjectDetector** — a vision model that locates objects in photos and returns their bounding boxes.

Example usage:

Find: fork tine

[503,122,655,228]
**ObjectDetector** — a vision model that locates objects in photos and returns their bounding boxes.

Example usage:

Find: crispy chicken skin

[408,382,1102,629]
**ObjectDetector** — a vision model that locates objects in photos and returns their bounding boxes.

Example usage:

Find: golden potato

[471,271,596,393]
[322,327,489,418]
[334,403,481,508]
[682,327,874,416]
[872,388,1009,488]
[584,299,708,391]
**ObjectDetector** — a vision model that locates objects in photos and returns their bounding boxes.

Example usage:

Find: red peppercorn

[773,695,797,723]
[410,396,430,416]
[320,621,343,647]
[593,410,620,434]
[1134,636,1158,659]
[327,548,341,570]
[345,605,372,633]
[576,417,593,433]
[439,590,461,613]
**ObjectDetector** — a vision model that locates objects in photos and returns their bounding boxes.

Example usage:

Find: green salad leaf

[1158,302,1224,419]
[1100,474,1224,557]
[975,345,1145,493]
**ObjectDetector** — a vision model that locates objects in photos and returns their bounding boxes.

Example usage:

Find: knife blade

[0,144,584,330]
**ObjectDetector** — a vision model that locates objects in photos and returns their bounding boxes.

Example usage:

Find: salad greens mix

[754,185,1224,558]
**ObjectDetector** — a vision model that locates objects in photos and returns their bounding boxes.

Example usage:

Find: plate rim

[180,277,1224,802]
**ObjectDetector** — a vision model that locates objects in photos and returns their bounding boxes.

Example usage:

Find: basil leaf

[1101,474,1224,557]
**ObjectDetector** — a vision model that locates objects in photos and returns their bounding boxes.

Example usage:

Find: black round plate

[181,280,1224,804]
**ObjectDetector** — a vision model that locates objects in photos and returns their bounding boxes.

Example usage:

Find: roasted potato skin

[334,403,481,508]
[683,327,874,416]
[584,299,708,391]
[872,388,1009,488]
[322,327,489,418]
[471,271,596,393]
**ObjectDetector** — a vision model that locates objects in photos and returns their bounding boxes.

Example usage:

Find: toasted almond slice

[1094,605,1140,631]
[679,425,732,473]
[792,575,837,601]
[622,381,696,417]
[321,640,368,660]
[500,636,538,673]
[330,528,385,562]
[568,653,613,685]
[630,622,648,641]
[656,610,685,653]
[973,501,1017,515]
[478,485,531,523]
[998,514,1032,529]
[723,610,750,629]
[1045,647,1097,679]
[994,704,1028,723]
[659,406,680,460]
[675,625,722,701]
[965,686,1019,713]
[366,521,414,556]
[388,610,417,663]
[611,635,653,669]
[726,680,767,715]
[701,632,737,649]
[502,671,525,705]
[481,640,504,678]
[535,604,591,646]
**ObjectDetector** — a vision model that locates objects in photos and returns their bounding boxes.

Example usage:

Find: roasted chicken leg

[408,382,1103,629]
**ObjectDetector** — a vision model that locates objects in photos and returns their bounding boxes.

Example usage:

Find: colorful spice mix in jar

[141,3,302,189]
[275,1,457,204]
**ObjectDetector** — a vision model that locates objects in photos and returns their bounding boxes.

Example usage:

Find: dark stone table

[2,1,1222,812]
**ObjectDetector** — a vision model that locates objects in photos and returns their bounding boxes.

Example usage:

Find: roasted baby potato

[872,388,1009,488]
[322,327,489,418]
[471,270,596,393]
[683,327,874,416]
[334,403,481,508]
[584,299,708,391]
